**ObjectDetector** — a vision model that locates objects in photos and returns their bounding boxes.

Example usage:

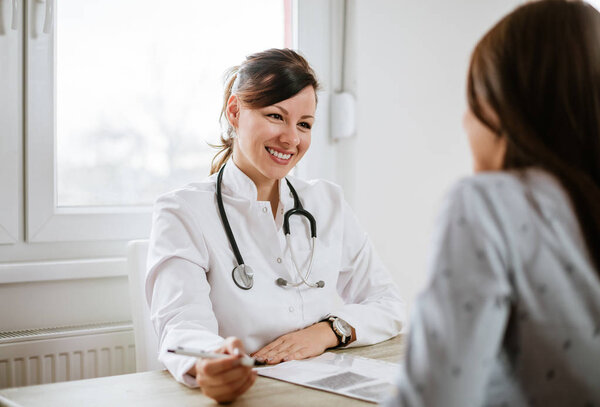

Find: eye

[267,113,283,120]
[298,122,312,130]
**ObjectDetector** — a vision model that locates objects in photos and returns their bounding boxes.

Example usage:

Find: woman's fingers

[252,337,284,357]
[285,349,311,362]
[201,369,257,403]
[253,336,298,362]
[253,322,334,365]
[221,336,246,355]
[196,364,252,388]
[264,341,295,359]
[229,370,258,399]
[234,370,258,397]
[192,337,258,403]
[258,342,306,364]
[196,360,256,402]
[196,355,242,378]
[266,345,307,364]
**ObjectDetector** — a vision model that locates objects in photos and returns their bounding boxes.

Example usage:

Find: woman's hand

[251,322,338,365]
[188,337,257,403]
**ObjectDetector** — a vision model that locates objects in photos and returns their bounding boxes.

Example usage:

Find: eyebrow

[273,105,314,120]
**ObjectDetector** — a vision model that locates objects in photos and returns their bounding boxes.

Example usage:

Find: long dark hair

[467,0,600,271]
[210,48,320,175]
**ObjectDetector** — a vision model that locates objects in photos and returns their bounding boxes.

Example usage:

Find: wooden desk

[0,335,404,407]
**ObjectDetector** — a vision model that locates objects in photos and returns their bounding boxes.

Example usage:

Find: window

[0,0,333,254]
[27,0,292,241]
[56,1,289,208]
[0,0,22,244]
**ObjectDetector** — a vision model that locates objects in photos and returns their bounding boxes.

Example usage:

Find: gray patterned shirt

[384,169,600,407]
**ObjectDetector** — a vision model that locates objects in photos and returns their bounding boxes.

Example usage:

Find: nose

[279,123,300,147]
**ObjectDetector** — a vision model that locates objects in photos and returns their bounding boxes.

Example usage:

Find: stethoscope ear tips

[316,281,325,288]
[276,278,288,287]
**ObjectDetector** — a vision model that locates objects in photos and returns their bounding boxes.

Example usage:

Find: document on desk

[256,352,399,403]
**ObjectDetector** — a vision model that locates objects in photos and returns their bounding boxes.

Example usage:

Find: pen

[167,346,257,367]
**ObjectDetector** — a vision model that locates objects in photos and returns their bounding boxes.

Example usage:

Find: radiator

[0,322,135,389]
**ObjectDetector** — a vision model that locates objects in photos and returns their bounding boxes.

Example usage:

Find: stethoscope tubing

[216,164,246,267]
[216,163,321,289]
[285,235,318,287]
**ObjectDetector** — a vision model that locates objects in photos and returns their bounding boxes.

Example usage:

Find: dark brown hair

[210,48,320,175]
[467,0,600,271]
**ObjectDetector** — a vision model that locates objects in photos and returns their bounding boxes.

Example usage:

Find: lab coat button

[288,306,294,312]
[277,257,282,263]
[262,207,268,213]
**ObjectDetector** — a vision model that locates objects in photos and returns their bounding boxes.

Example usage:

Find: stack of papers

[256,352,399,403]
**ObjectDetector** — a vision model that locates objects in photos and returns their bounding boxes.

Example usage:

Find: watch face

[333,318,352,336]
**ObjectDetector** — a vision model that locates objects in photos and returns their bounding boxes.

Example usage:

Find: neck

[231,156,280,214]
[256,179,278,202]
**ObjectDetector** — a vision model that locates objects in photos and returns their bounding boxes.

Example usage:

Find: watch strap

[322,316,354,347]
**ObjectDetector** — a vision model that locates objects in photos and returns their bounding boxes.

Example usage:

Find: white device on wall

[331,91,356,140]
[330,0,356,141]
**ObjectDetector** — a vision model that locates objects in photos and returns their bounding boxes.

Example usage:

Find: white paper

[256,352,399,403]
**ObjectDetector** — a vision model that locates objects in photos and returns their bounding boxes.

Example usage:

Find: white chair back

[127,240,163,372]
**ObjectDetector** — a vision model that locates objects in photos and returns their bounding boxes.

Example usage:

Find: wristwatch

[326,316,353,346]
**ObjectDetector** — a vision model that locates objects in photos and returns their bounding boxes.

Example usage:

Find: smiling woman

[220,50,318,212]
[211,49,319,176]
[146,48,406,403]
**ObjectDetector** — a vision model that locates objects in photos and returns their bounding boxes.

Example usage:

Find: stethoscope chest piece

[217,163,322,290]
[232,264,254,290]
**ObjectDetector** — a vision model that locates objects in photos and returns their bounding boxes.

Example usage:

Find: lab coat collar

[221,159,294,208]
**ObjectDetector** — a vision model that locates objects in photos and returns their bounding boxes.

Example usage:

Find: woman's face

[228,85,316,185]
[462,105,507,172]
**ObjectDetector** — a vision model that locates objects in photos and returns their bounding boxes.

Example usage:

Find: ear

[226,94,240,128]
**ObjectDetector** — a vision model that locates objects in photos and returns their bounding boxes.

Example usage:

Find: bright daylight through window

[56,0,288,207]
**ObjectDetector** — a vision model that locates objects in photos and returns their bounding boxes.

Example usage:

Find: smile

[267,147,292,160]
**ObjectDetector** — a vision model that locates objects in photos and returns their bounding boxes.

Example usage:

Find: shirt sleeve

[146,193,225,388]
[332,200,407,346]
[383,181,513,407]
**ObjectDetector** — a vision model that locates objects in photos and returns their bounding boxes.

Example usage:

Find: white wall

[337,0,523,311]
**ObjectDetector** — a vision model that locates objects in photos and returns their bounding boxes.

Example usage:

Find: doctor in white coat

[146,48,405,403]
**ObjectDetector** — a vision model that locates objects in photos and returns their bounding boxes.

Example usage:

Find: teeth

[268,148,292,160]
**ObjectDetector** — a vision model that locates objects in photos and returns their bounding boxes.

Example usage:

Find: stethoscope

[216,163,325,290]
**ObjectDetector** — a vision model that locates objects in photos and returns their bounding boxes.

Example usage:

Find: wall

[337,0,523,312]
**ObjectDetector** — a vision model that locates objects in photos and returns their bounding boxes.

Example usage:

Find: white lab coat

[146,161,406,387]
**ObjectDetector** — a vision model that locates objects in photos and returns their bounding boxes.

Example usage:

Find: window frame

[294,0,336,182]
[25,0,152,242]
[0,0,22,245]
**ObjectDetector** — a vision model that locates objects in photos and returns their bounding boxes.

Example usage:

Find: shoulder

[446,169,564,214]
[440,169,567,247]
[451,170,523,195]
[153,174,218,211]
[285,175,344,202]
[444,171,527,213]
[437,171,532,244]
